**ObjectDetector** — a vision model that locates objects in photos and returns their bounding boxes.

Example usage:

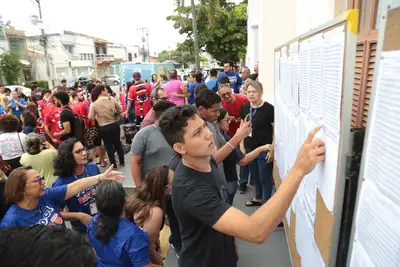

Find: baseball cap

[133,72,141,80]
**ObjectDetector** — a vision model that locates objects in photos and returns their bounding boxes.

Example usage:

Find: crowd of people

[0,60,325,267]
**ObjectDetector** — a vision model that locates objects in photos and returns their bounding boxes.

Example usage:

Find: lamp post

[32,0,53,88]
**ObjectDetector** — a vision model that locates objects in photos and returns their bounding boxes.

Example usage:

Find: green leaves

[167,0,247,65]
[0,51,22,85]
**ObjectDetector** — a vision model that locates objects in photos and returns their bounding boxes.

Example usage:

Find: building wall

[107,45,126,60]
[249,0,335,104]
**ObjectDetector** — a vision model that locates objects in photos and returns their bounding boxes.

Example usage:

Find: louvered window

[352,42,366,128]
[362,42,377,127]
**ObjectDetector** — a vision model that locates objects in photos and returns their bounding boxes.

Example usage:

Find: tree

[169,0,247,66]
[158,40,207,68]
[174,0,221,69]
[0,51,22,84]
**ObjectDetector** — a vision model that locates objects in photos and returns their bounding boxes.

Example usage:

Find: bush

[37,80,49,89]
[0,51,22,84]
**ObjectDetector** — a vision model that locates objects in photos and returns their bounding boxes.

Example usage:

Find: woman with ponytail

[87,180,161,267]
[125,166,171,266]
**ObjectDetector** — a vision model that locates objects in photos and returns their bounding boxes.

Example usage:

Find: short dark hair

[159,105,197,148]
[210,68,218,77]
[4,88,11,94]
[218,76,230,85]
[61,79,67,83]
[0,115,20,133]
[153,101,176,120]
[0,225,97,267]
[169,70,178,79]
[4,166,33,204]
[225,60,234,67]
[218,108,227,122]
[53,91,70,105]
[53,138,79,177]
[94,181,126,244]
[249,73,258,81]
[195,89,221,109]
[190,72,202,83]
[41,89,51,97]
[71,91,78,99]
[194,84,208,97]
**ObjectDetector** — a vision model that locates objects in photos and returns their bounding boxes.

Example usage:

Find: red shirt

[70,102,83,117]
[80,99,95,127]
[38,99,47,118]
[128,82,152,117]
[222,94,249,137]
[44,103,62,143]
[120,93,127,113]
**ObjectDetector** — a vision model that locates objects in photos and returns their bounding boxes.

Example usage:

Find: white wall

[250,0,335,104]
[107,45,127,60]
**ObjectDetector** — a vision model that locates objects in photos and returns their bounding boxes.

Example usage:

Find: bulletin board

[347,3,400,267]
[273,10,358,267]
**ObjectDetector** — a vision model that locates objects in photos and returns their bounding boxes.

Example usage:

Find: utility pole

[137,27,148,62]
[35,0,53,88]
[191,0,200,70]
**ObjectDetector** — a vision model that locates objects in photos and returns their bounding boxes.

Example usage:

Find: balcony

[96,54,114,61]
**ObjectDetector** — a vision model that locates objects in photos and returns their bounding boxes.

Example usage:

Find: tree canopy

[0,51,22,84]
[168,0,247,65]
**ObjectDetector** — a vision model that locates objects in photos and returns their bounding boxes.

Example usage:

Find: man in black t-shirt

[53,91,75,141]
[159,105,325,267]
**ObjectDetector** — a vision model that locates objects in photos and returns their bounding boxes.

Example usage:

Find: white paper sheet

[308,34,323,121]
[349,240,376,267]
[321,25,345,133]
[353,180,400,267]
[364,50,400,206]
[295,201,313,257]
[299,40,310,112]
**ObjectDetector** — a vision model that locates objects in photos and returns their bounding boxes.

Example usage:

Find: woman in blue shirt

[87,180,161,267]
[7,91,27,118]
[0,164,123,228]
[52,138,101,234]
[187,72,203,105]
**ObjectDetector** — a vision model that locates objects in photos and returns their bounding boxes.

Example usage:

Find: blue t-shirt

[206,78,218,92]
[188,82,200,105]
[7,98,26,118]
[0,105,7,115]
[87,215,151,267]
[218,72,242,93]
[52,162,100,232]
[0,185,67,228]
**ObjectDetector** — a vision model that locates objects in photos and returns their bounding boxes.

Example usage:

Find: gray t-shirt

[169,121,227,182]
[131,125,175,179]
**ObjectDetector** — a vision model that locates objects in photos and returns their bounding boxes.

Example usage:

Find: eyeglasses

[73,148,86,154]
[33,176,45,184]
[220,92,232,98]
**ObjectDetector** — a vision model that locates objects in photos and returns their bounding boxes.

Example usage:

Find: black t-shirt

[172,158,236,267]
[240,102,274,150]
[60,107,76,141]
[222,133,244,182]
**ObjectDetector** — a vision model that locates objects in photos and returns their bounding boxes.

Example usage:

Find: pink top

[164,79,185,105]
[141,108,156,129]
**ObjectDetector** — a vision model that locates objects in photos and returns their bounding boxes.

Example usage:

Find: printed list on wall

[274,25,345,267]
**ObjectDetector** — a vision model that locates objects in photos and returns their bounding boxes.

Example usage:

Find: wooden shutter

[361,41,377,127]
[351,42,367,128]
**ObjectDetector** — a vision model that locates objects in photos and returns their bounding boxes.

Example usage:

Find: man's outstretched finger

[311,138,325,148]
[306,125,323,144]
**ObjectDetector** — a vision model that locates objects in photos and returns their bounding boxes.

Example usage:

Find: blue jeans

[248,151,273,203]
[226,180,238,205]
[239,165,249,187]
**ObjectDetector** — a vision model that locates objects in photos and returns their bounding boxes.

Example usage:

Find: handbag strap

[17,133,25,153]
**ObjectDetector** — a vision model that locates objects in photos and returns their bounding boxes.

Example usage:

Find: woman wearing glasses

[0,160,123,228]
[51,138,108,234]
[125,165,171,266]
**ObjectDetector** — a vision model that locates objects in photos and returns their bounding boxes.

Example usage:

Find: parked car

[102,75,120,86]
[67,76,92,88]
[5,85,32,97]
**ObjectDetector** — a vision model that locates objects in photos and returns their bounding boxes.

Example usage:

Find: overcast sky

[1,0,188,53]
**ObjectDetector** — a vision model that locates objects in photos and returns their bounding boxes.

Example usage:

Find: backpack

[66,107,85,141]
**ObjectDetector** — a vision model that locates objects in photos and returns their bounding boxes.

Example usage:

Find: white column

[258,0,296,104]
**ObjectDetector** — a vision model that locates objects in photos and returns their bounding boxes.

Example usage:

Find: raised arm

[213,126,324,243]
[65,165,123,200]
